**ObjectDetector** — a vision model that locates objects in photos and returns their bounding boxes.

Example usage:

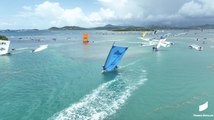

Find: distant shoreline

[1,24,214,31]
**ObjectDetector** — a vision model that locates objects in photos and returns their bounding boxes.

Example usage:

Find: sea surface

[0,29,214,120]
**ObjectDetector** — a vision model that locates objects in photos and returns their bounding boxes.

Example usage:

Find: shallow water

[0,29,214,120]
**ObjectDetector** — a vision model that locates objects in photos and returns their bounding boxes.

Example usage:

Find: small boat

[139,31,150,41]
[139,33,160,46]
[142,31,148,38]
[0,40,10,56]
[153,38,171,51]
[102,45,128,73]
[32,45,48,53]
[189,44,203,51]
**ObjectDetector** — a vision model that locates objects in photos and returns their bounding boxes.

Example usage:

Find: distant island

[48,24,214,31]
[49,26,86,30]
[1,24,214,31]
[48,24,154,31]
[93,24,154,31]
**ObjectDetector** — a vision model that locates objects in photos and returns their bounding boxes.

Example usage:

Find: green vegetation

[112,28,154,31]
[93,24,153,31]
[49,26,86,30]
[48,24,214,31]
[0,35,8,40]
[48,24,154,31]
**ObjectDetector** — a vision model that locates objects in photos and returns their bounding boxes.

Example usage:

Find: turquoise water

[0,30,214,120]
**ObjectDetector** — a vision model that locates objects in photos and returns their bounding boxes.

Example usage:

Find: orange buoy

[83,33,89,43]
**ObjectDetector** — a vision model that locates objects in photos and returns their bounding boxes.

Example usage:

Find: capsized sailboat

[0,40,10,56]
[102,45,128,73]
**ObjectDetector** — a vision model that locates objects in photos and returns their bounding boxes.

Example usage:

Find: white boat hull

[0,40,10,56]
[189,44,203,51]
[33,45,48,53]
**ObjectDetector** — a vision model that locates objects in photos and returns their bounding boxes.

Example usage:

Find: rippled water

[0,30,214,120]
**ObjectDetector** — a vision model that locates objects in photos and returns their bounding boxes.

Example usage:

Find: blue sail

[103,45,128,72]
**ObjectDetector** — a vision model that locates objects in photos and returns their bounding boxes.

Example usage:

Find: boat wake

[10,47,33,54]
[13,47,31,51]
[11,51,29,55]
[49,69,147,120]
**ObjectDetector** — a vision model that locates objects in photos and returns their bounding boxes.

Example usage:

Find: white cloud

[96,0,187,25]
[7,0,214,29]
[97,0,143,19]
[89,8,115,23]
[18,1,124,28]
[34,1,64,18]
[22,6,32,11]
[179,0,214,17]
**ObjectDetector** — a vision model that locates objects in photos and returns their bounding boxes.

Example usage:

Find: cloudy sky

[0,0,214,29]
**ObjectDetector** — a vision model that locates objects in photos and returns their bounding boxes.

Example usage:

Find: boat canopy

[0,40,10,55]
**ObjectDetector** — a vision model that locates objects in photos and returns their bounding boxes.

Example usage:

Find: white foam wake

[11,47,32,54]
[14,47,31,51]
[49,70,147,120]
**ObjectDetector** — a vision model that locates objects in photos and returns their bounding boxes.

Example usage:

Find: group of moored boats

[0,30,208,73]
[139,31,205,52]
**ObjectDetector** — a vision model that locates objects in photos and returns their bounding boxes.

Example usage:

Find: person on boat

[152,47,158,52]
